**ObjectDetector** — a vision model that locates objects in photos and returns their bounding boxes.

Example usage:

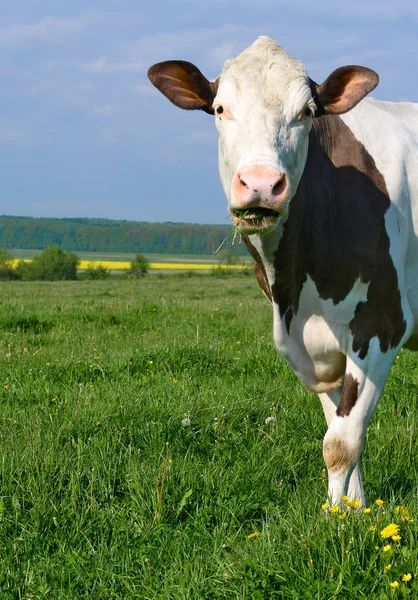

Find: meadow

[0,275,417,598]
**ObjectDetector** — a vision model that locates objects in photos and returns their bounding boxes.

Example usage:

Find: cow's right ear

[148,60,216,115]
[312,66,379,116]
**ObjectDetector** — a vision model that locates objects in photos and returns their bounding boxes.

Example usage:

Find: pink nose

[232,166,288,208]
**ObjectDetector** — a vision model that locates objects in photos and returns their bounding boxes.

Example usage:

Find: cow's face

[213,37,314,235]
[148,37,378,235]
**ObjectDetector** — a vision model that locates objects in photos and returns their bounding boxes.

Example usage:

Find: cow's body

[149,37,418,506]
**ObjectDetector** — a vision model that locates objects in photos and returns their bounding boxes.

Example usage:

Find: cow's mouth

[231,207,281,233]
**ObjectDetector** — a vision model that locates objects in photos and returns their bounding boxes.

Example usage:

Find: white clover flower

[265,416,276,425]
[182,413,191,427]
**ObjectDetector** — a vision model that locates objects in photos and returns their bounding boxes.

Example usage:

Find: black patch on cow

[271,115,406,359]
[336,373,359,417]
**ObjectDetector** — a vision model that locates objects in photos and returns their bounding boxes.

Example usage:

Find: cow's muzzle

[231,206,281,234]
[230,166,288,233]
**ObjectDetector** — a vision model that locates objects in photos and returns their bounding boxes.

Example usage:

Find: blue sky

[1,0,418,224]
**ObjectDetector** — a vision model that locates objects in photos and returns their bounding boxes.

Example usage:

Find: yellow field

[10,259,248,271]
[81,261,248,270]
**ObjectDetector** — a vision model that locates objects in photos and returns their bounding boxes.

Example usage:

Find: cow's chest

[272,276,369,393]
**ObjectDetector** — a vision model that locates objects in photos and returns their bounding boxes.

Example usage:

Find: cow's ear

[312,66,379,116]
[148,60,216,115]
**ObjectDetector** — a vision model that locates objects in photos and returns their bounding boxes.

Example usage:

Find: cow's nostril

[239,177,249,189]
[272,176,286,197]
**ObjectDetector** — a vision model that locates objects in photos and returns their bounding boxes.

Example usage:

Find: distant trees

[1,246,153,281]
[16,245,79,281]
[0,215,248,256]
[128,254,149,277]
[81,263,111,280]
[0,250,19,280]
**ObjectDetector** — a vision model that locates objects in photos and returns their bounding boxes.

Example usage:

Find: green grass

[0,277,417,598]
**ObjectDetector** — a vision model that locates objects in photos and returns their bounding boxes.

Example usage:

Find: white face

[213,37,315,235]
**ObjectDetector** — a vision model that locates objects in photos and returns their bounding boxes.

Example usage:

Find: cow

[148,36,418,507]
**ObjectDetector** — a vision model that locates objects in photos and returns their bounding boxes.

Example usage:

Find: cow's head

[148,36,378,235]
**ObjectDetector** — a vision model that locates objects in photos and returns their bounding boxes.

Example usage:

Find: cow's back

[365,97,418,140]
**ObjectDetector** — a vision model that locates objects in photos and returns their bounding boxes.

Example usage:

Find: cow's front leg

[319,389,365,505]
[321,342,399,507]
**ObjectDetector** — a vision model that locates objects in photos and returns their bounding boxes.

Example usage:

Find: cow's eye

[302,105,314,119]
[213,104,234,121]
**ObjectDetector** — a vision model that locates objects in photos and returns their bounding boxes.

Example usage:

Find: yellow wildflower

[401,573,412,582]
[375,499,384,506]
[341,495,350,503]
[339,512,347,520]
[392,535,401,542]
[390,581,399,589]
[363,508,371,514]
[380,524,400,539]
[385,564,392,571]
[148,360,153,365]
[330,505,340,514]
[321,503,329,511]
[383,544,392,552]
[396,506,413,523]
[247,532,259,539]
[96,421,101,426]
[369,525,376,532]
[346,499,361,509]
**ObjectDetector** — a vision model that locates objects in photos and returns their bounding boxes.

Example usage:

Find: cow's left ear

[312,66,379,116]
[148,60,217,115]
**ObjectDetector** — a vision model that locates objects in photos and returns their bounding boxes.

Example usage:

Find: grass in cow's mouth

[232,208,280,237]
[216,208,280,255]
[215,224,242,254]
[232,207,279,221]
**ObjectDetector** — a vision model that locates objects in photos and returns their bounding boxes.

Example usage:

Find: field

[1,275,418,598]
[8,251,252,272]
[8,251,235,263]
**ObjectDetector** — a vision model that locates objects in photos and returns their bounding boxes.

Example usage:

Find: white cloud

[80,25,256,80]
[128,25,257,75]
[0,16,92,47]
[82,56,143,74]
[206,42,243,68]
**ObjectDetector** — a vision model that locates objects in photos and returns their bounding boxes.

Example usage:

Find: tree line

[0,215,247,256]
[0,247,149,281]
